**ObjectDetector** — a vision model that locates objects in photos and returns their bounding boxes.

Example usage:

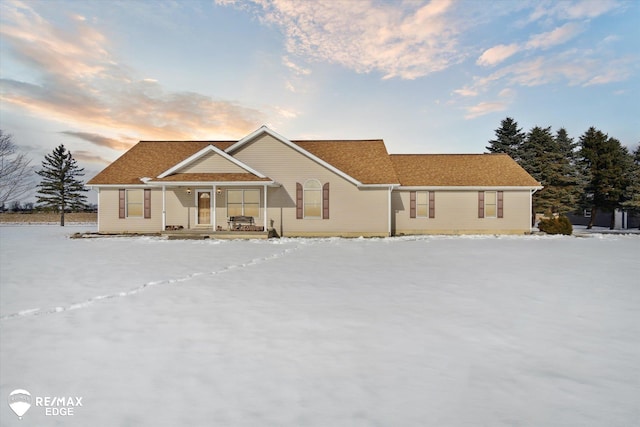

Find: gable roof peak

[157,143,266,179]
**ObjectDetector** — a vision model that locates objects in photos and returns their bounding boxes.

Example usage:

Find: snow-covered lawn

[1,226,638,427]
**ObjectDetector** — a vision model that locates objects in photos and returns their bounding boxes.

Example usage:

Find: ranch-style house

[87,126,542,237]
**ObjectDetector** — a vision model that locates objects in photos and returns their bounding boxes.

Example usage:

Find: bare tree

[0,130,32,207]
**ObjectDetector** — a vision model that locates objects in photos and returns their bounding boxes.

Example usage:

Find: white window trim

[416,191,429,218]
[303,179,322,219]
[226,188,261,218]
[484,191,497,219]
[126,189,143,218]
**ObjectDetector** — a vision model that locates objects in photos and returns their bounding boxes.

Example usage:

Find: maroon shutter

[478,191,485,218]
[409,191,416,218]
[296,183,303,219]
[119,189,125,219]
[322,182,330,219]
[429,191,435,218]
[144,189,151,219]
[497,191,504,218]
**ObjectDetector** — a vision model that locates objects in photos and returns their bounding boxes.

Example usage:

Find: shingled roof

[88,139,400,185]
[87,141,234,185]
[390,154,541,187]
[294,140,399,185]
[88,138,539,188]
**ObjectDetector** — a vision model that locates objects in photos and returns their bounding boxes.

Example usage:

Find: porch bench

[228,216,258,231]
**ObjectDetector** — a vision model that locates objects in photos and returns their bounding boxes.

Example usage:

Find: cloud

[273,107,298,119]
[525,22,585,50]
[282,56,311,76]
[477,43,520,67]
[462,87,515,119]
[529,0,621,22]
[59,131,136,151]
[71,150,112,165]
[234,0,464,80]
[476,52,634,89]
[0,1,266,147]
[464,101,508,119]
[477,22,584,67]
[453,88,478,97]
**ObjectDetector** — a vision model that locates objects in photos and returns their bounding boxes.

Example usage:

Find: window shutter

[296,182,303,219]
[478,191,485,218]
[144,189,151,219]
[497,191,504,218]
[429,191,435,218]
[322,182,330,219]
[119,189,125,219]
[409,191,416,218]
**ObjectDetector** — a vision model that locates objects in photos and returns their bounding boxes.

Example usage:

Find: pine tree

[620,145,640,227]
[486,117,525,160]
[515,126,582,223]
[519,126,561,216]
[36,144,88,226]
[553,128,581,213]
[577,128,630,229]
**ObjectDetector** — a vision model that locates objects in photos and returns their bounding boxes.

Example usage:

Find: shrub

[538,214,573,235]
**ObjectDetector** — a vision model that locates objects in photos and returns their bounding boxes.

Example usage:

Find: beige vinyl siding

[232,134,389,236]
[165,188,194,229]
[393,190,532,235]
[177,151,246,174]
[97,188,163,233]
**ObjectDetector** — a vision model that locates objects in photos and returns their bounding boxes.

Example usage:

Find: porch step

[163,230,271,240]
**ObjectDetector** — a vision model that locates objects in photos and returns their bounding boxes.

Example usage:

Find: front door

[198,192,211,224]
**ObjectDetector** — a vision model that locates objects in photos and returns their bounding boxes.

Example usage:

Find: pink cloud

[0,1,265,150]
[476,44,520,67]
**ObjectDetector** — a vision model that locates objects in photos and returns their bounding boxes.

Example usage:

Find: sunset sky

[1,0,638,188]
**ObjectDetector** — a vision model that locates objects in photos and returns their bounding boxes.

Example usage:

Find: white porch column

[96,187,100,231]
[212,185,217,231]
[162,186,166,231]
[263,184,268,231]
[388,185,392,237]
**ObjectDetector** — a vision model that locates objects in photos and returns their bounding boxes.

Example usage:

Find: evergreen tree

[486,117,525,160]
[553,128,581,213]
[620,145,640,227]
[36,144,87,226]
[519,126,566,217]
[577,128,630,229]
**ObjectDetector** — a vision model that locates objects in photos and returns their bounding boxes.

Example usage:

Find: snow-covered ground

[1,226,638,427]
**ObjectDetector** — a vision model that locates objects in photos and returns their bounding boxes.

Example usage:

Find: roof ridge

[138,140,237,143]
[390,153,509,156]
[293,139,384,142]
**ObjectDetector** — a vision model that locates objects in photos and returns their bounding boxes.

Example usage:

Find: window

[227,189,260,217]
[126,189,143,218]
[484,191,497,218]
[416,192,428,217]
[304,179,322,218]
[410,191,434,219]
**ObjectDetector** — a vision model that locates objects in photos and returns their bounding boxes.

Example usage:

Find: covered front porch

[153,179,279,235]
